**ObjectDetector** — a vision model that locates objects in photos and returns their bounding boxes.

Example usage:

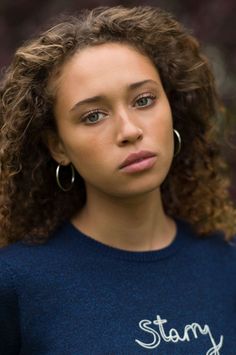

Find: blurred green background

[0,0,235,198]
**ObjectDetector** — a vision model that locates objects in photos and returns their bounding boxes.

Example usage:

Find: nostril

[121,139,129,145]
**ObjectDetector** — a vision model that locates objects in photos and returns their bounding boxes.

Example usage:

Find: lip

[119,150,157,173]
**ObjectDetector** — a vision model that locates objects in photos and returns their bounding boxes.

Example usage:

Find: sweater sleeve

[0,258,21,354]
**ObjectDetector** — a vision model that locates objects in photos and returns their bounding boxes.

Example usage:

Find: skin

[48,42,177,251]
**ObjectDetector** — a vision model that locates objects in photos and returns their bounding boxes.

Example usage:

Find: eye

[135,94,156,108]
[81,110,107,125]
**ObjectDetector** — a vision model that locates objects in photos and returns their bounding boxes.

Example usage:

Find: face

[49,43,174,198]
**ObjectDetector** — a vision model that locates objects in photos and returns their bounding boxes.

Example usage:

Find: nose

[115,109,143,146]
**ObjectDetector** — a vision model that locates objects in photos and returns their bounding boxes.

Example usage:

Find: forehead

[54,42,160,90]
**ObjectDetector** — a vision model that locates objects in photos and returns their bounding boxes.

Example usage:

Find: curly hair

[0,5,235,246]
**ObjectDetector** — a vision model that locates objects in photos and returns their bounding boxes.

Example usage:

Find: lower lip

[120,156,157,173]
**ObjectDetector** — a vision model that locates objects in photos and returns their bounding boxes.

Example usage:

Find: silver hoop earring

[173,129,181,157]
[56,163,75,192]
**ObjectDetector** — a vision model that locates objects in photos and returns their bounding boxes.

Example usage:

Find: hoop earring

[173,129,181,157]
[56,163,75,192]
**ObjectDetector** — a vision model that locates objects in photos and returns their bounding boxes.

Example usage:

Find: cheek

[152,110,173,144]
[156,119,174,160]
[165,124,175,156]
[65,137,108,175]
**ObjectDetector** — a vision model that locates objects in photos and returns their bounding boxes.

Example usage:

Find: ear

[43,130,70,165]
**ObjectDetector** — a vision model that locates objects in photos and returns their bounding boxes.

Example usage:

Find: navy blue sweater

[0,219,235,354]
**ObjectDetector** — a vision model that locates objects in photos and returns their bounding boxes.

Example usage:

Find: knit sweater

[0,219,235,354]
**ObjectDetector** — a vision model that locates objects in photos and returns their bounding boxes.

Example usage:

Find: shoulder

[179,218,236,273]
[0,253,21,352]
[0,222,73,274]
[177,218,236,262]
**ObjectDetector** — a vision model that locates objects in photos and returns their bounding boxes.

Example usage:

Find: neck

[72,187,176,252]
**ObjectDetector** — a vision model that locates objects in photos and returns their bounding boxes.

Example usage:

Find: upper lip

[119,150,156,169]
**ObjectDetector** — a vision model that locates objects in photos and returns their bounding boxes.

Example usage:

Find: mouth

[119,151,157,173]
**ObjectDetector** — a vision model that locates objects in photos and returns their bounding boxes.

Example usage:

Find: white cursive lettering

[135,314,223,354]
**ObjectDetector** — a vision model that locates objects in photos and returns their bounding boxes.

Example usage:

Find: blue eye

[82,110,106,124]
[135,95,156,107]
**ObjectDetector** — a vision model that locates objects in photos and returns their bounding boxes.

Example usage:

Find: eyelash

[135,93,156,108]
[81,110,106,125]
[81,93,157,125]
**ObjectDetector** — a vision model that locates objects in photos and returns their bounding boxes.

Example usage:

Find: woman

[0,5,235,354]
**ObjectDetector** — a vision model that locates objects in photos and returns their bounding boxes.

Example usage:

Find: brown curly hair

[0,5,235,247]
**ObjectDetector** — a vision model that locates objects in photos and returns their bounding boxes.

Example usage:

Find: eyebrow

[70,79,158,112]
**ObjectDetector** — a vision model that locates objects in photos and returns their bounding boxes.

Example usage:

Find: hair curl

[0,5,235,246]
